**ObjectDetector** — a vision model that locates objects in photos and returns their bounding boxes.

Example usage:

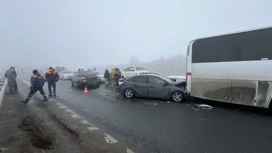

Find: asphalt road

[18,73,272,153]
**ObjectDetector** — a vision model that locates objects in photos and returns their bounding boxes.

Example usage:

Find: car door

[148,76,169,98]
[131,76,149,97]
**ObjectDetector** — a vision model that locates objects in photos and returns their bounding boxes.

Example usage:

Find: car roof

[134,74,172,82]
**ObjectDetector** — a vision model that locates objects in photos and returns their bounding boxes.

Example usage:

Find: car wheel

[171,91,183,103]
[124,88,134,99]
[95,84,100,88]
[77,81,82,88]
[71,80,74,86]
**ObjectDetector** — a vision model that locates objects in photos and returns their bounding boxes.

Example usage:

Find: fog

[1,0,272,74]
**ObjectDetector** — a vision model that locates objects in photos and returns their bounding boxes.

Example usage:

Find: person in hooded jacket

[21,70,48,104]
[5,66,18,94]
[103,69,110,87]
[114,68,121,86]
[45,67,59,96]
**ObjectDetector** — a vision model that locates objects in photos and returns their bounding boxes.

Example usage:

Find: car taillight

[186,72,191,82]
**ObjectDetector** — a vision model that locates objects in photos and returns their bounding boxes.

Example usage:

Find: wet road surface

[18,74,272,153]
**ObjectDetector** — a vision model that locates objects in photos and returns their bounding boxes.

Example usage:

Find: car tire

[124,88,134,99]
[71,80,74,87]
[95,84,100,88]
[77,81,82,88]
[171,91,184,103]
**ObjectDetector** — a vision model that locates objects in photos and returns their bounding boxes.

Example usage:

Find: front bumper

[79,80,99,87]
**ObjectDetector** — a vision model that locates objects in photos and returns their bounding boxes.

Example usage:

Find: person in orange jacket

[45,67,59,97]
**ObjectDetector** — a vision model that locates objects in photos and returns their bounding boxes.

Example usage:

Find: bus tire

[268,101,272,115]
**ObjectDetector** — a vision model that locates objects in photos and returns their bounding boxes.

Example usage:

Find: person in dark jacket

[21,70,48,104]
[114,68,121,86]
[103,69,110,87]
[5,67,18,94]
[45,67,59,97]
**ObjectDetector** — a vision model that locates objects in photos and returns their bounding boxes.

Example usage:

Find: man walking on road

[21,70,48,104]
[5,66,18,94]
[45,67,59,97]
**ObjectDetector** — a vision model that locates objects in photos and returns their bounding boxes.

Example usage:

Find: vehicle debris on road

[192,104,213,111]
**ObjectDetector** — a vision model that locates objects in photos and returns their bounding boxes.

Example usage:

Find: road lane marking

[65,109,76,114]
[56,102,62,106]
[71,114,81,119]
[87,126,99,131]
[19,77,31,86]
[126,148,135,153]
[81,120,89,124]
[59,105,67,109]
[104,133,118,144]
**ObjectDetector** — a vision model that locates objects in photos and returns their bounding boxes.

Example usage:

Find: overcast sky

[1,0,272,70]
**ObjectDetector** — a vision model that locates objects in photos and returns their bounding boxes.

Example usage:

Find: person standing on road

[45,67,59,97]
[110,68,116,87]
[103,69,110,87]
[21,70,48,104]
[114,68,121,87]
[5,66,18,94]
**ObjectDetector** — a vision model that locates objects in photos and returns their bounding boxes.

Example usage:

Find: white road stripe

[87,126,99,131]
[81,120,89,124]
[71,114,81,119]
[104,133,118,144]
[59,105,67,109]
[19,77,31,86]
[126,148,135,153]
[65,109,76,114]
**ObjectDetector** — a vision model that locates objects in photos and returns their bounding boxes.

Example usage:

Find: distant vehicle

[118,74,185,102]
[54,66,68,73]
[40,66,51,75]
[186,27,272,111]
[59,71,74,80]
[122,66,149,78]
[70,71,100,89]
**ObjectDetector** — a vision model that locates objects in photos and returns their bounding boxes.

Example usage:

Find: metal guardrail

[0,78,7,107]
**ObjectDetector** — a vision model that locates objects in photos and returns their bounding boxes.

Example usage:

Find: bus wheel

[268,101,272,115]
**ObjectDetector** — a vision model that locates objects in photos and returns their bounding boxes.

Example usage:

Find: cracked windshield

[1,0,272,153]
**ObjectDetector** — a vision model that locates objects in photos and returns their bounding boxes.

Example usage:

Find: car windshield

[79,71,96,75]
[135,67,147,70]
[159,75,174,84]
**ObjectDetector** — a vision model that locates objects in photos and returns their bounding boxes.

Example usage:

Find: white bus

[186,27,272,111]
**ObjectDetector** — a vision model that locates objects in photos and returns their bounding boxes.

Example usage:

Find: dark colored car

[118,74,186,102]
[70,71,100,88]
